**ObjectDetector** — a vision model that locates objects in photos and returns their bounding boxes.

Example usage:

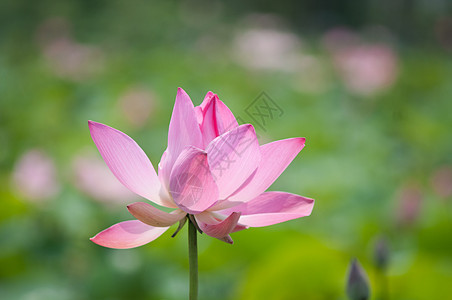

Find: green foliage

[1,1,451,299]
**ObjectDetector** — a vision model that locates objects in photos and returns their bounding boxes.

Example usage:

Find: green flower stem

[188,216,198,300]
[377,269,389,300]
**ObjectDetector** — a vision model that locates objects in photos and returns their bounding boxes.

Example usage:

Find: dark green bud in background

[346,258,370,300]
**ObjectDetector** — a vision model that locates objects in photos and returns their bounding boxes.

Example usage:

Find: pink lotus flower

[89,88,314,248]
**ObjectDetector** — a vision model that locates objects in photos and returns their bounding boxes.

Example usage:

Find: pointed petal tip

[305,197,315,216]
[219,235,234,244]
[289,137,306,148]
[89,234,101,245]
[88,120,101,128]
[176,87,191,101]
[243,124,258,138]
[243,123,255,131]
[177,87,187,95]
[89,236,104,247]
[87,120,96,129]
[88,120,113,135]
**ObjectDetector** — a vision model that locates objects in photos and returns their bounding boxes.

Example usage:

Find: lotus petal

[160,88,203,187]
[88,121,174,207]
[206,124,260,199]
[127,202,186,227]
[211,137,305,210]
[90,220,169,249]
[195,212,244,244]
[221,192,314,227]
[169,147,219,214]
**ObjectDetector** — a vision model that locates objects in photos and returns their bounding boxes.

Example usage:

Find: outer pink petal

[127,202,186,227]
[90,220,169,249]
[160,88,203,188]
[169,147,219,214]
[88,121,173,207]
[221,192,314,227]
[212,137,305,210]
[205,124,260,199]
[195,212,242,243]
[158,150,171,193]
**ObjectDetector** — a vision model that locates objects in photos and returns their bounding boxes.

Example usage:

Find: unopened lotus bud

[346,259,370,300]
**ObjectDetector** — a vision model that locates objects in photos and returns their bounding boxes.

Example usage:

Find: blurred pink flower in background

[117,87,156,129]
[431,166,452,199]
[12,149,60,202]
[72,150,138,204]
[90,88,314,248]
[233,15,332,93]
[323,28,399,96]
[233,25,332,93]
[395,183,423,227]
[36,18,104,81]
[233,28,304,72]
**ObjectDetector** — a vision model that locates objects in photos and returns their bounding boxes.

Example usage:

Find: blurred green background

[1,0,452,299]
